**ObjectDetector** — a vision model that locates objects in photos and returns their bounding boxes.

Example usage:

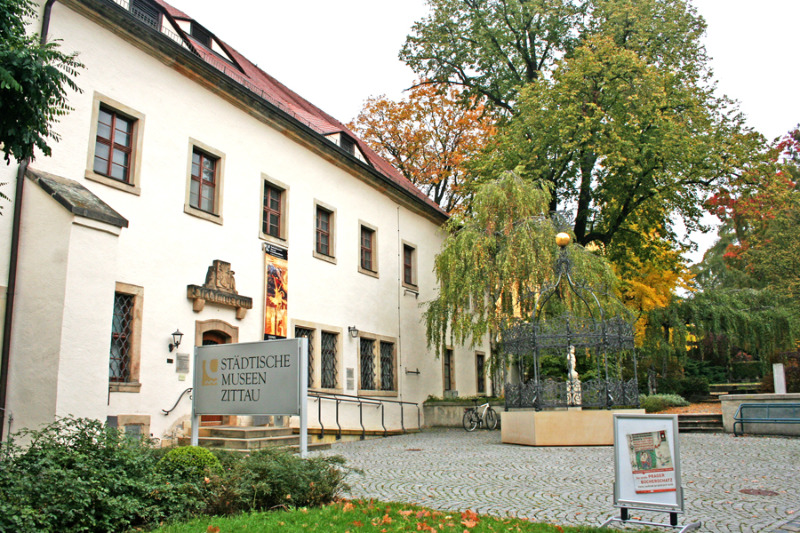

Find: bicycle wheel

[484,407,498,430]
[462,410,479,432]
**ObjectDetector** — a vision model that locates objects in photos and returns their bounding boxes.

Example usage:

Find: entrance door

[200,330,231,426]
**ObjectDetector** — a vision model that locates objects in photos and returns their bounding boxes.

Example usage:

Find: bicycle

[462,400,498,431]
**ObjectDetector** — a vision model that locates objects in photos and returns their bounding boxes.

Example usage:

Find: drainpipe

[0,160,28,441]
[0,0,59,441]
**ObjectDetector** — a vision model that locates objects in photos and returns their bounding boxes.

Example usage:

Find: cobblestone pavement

[313,429,800,532]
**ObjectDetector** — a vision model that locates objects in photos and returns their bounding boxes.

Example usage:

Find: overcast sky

[166,0,800,263]
[167,0,799,140]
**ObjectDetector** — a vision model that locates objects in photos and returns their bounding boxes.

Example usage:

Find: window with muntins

[360,338,376,390]
[316,207,332,256]
[190,150,217,213]
[320,331,338,389]
[380,341,395,391]
[403,244,417,287]
[263,184,282,238]
[361,226,375,272]
[94,107,133,183]
[295,327,314,387]
[109,292,134,382]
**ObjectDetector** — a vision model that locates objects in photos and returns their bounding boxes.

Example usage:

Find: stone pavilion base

[501,408,645,446]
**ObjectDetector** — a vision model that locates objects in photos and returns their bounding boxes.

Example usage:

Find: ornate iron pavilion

[501,234,639,410]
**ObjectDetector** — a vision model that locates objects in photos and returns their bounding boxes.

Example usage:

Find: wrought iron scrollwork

[500,238,639,411]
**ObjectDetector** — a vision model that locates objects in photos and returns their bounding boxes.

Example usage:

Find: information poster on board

[612,414,683,513]
[627,430,676,493]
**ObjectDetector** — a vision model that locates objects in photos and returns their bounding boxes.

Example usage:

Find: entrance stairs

[185,426,332,453]
[678,413,724,433]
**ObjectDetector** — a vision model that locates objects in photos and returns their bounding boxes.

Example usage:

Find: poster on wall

[264,244,288,340]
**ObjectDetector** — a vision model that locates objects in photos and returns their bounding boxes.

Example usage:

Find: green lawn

[152,500,618,532]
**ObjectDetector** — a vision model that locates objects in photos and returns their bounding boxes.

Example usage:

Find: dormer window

[340,135,355,155]
[130,0,160,29]
[191,23,212,47]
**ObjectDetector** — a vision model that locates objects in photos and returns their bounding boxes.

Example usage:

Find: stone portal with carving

[187,260,252,319]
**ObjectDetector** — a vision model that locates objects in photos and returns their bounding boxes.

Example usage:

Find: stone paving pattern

[313,429,800,532]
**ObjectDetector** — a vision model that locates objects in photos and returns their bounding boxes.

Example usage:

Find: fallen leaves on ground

[661,402,721,414]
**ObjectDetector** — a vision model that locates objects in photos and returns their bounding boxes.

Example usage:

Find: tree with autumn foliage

[401,0,708,115]
[424,171,618,358]
[703,127,800,300]
[639,128,800,386]
[476,35,760,267]
[348,84,494,213]
[402,0,759,306]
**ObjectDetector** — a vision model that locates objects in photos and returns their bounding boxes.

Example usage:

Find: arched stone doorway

[195,320,238,425]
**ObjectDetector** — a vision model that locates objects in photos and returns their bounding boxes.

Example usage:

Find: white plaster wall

[5,181,72,435]
[56,219,121,421]
[6,3,491,439]
[0,162,19,287]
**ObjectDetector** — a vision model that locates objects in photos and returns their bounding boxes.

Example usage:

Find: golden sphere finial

[555,232,571,248]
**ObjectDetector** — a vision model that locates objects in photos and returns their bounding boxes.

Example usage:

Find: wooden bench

[733,403,800,436]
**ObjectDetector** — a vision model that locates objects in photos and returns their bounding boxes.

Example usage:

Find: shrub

[639,394,690,413]
[657,376,709,399]
[0,418,356,530]
[731,361,762,382]
[204,447,354,515]
[159,445,223,479]
[0,417,204,533]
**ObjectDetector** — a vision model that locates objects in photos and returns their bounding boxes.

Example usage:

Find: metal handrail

[308,391,420,441]
[162,387,192,415]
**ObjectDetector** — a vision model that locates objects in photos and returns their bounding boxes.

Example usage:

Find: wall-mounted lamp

[348,326,359,338]
[169,329,184,352]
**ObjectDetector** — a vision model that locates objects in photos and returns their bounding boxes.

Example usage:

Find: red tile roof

[151,0,446,218]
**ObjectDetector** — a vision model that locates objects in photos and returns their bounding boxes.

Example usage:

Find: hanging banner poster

[264,244,288,339]
[627,430,677,493]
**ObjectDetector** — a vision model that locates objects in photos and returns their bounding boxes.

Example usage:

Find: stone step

[198,434,299,450]
[199,426,294,439]
[678,414,723,433]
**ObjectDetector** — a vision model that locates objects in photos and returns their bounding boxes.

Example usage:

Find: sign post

[191,338,308,457]
[601,414,701,532]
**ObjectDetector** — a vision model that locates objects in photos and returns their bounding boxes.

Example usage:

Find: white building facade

[0,0,491,442]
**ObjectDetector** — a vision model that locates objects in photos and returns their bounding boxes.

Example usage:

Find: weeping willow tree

[424,170,619,361]
[642,287,799,380]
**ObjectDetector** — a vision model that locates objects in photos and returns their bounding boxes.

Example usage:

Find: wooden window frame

[402,241,418,290]
[94,107,133,183]
[260,175,289,244]
[85,93,144,195]
[313,200,336,264]
[358,221,379,277]
[190,150,217,212]
[443,347,455,393]
[108,282,143,393]
[184,138,225,224]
